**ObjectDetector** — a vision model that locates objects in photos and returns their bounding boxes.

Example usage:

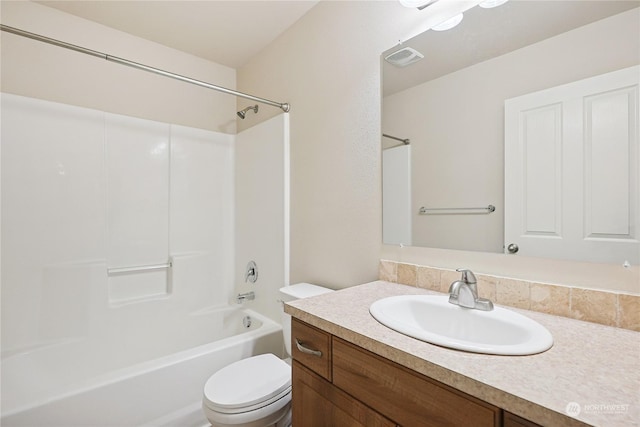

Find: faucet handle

[456,268,477,284]
[245,260,258,283]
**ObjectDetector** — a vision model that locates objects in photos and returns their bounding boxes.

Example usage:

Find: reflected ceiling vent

[384,47,424,68]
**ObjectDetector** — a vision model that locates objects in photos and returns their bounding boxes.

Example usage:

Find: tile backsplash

[379,259,640,332]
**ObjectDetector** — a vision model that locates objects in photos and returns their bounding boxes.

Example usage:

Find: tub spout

[236,291,255,304]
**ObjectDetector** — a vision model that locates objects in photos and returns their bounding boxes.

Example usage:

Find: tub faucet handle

[245,261,258,283]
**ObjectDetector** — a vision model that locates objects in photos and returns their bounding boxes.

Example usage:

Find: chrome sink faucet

[448,269,494,311]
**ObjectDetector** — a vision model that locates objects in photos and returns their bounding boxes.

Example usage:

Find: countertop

[284,281,640,427]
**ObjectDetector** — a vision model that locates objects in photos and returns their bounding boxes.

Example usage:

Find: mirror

[382,0,639,264]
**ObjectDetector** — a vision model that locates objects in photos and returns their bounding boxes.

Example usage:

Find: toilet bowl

[203,354,292,427]
[202,283,333,427]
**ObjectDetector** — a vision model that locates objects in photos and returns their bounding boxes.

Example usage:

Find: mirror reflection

[382,0,639,265]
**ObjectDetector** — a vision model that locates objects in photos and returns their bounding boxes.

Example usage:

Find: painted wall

[237,0,481,289]
[383,9,639,254]
[238,1,639,293]
[0,1,236,133]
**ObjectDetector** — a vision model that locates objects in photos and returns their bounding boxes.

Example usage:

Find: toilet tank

[279,283,333,357]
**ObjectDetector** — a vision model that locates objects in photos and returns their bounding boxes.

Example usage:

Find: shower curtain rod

[0,24,291,113]
[383,133,410,145]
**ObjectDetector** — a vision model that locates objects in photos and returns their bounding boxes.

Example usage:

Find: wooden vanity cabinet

[292,318,543,427]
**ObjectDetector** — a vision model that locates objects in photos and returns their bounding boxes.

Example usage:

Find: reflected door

[505,66,639,264]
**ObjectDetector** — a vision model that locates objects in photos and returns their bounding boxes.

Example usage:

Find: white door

[505,66,639,264]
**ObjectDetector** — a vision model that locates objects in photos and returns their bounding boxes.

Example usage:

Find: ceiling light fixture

[431,13,464,31]
[478,0,509,8]
[399,0,439,10]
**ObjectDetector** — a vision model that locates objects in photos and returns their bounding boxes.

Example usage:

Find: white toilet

[202,283,333,427]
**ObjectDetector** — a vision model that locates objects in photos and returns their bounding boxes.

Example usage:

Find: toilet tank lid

[279,283,333,300]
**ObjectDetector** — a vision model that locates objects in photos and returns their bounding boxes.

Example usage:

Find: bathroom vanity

[293,319,509,426]
[285,281,639,427]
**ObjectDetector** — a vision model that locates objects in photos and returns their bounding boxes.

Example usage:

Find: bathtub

[1,307,283,427]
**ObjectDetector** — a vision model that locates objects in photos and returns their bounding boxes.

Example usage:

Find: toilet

[202,283,333,427]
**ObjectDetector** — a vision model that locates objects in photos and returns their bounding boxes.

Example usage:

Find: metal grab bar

[419,205,495,215]
[107,261,172,276]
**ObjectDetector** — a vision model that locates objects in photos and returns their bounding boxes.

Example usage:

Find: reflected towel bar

[107,262,172,276]
[419,205,495,215]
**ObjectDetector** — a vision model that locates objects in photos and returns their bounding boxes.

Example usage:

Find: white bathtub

[1,307,283,427]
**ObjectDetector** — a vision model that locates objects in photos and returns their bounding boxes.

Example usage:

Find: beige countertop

[284,281,640,427]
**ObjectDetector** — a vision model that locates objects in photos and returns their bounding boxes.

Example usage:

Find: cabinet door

[333,338,501,427]
[504,411,542,427]
[292,361,396,427]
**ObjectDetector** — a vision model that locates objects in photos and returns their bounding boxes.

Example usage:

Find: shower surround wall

[1,93,235,414]
[235,114,290,322]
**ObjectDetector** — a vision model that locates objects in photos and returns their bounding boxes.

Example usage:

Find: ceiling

[383,0,639,96]
[36,0,320,69]
[36,0,638,87]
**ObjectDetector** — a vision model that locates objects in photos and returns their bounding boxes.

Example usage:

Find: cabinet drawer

[291,318,332,381]
[333,338,501,427]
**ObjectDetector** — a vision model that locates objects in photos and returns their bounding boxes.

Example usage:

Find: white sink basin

[370,295,553,355]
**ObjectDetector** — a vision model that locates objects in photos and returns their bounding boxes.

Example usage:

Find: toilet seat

[203,354,291,415]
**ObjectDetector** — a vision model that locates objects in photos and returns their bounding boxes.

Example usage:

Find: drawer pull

[295,338,323,357]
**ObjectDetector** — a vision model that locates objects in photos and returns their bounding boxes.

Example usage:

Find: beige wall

[239,1,639,294]
[237,0,481,289]
[1,1,236,133]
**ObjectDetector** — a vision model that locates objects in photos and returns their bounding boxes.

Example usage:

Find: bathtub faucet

[236,291,256,304]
